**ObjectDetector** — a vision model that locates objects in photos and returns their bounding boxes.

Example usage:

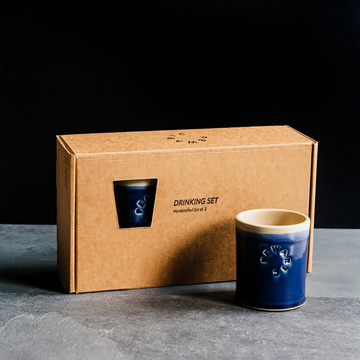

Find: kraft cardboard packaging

[56,126,318,293]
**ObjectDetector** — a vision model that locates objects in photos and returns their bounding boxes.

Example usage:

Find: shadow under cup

[114,179,157,228]
[235,209,310,311]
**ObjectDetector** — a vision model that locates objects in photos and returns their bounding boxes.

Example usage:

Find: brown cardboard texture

[56,126,317,293]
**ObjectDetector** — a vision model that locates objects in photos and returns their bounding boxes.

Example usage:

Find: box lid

[59,126,315,156]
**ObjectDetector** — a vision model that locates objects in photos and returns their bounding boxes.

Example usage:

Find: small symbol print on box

[166,133,208,144]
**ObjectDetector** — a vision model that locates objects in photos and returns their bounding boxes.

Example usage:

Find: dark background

[1,1,359,228]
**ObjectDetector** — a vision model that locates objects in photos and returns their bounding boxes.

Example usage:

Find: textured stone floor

[0,225,359,359]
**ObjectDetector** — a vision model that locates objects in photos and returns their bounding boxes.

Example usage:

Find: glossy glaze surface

[236,228,309,310]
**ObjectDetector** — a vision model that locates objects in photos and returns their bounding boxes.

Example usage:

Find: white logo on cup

[260,244,292,277]
[134,194,149,216]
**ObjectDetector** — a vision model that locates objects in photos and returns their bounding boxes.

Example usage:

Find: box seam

[71,143,314,158]
[307,141,318,273]
[285,125,317,144]
[74,154,79,293]
[56,136,77,293]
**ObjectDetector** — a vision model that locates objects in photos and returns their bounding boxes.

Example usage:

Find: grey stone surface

[0,225,360,359]
[307,229,360,299]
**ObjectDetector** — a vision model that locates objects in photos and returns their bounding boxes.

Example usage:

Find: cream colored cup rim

[115,179,157,187]
[236,208,310,234]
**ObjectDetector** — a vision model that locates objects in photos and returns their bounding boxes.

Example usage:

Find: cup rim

[236,208,310,234]
[114,179,157,187]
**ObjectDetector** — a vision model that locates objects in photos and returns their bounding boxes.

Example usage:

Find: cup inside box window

[114,179,157,228]
[235,209,310,311]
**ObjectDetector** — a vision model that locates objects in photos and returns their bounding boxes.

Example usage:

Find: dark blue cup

[114,179,157,228]
[235,209,310,311]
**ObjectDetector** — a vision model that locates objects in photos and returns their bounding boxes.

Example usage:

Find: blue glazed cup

[114,179,157,228]
[235,209,310,311]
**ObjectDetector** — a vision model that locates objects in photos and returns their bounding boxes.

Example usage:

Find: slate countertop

[0,225,359,359]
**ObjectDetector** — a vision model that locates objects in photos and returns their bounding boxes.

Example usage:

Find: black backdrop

[1,1,359,228]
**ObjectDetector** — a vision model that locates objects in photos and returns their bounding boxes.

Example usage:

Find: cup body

[235,209,310,311]
[115,179,157,228]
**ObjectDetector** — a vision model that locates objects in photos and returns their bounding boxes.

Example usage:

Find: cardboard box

[56,126,318,293]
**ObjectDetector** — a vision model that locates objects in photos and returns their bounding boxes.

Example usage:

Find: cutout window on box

[114,179,157,228]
